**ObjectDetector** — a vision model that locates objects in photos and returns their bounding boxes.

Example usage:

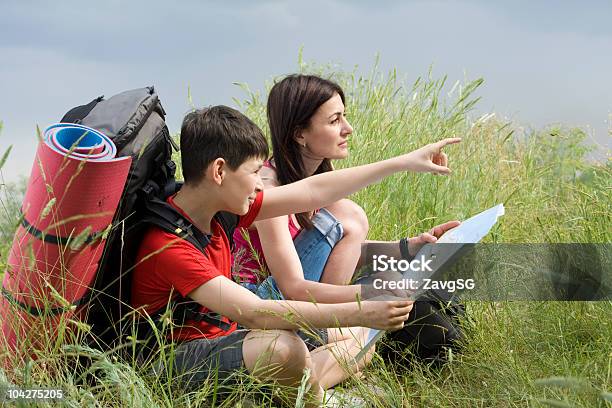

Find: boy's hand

[403,137,462,175]
[360,299,414,331]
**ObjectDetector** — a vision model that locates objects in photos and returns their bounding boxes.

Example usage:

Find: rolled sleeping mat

[1,123,131,355]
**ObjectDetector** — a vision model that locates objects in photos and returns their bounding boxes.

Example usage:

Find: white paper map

[356,203,505,362]
[436,204,505,244]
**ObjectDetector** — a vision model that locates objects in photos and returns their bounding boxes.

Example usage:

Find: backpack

[378,288,465,367]
[61,87,238,352]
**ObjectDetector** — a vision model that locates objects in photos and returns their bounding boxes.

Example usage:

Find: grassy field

[0,58,610,407]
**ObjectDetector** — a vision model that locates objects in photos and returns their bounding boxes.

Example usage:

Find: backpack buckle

[166,160,176,175]
[141,180,160,198]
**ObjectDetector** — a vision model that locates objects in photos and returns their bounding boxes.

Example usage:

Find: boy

[131,105,459,406]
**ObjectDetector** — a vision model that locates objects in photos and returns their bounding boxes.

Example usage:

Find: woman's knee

[325,199,369,237]
[325,327,375,370]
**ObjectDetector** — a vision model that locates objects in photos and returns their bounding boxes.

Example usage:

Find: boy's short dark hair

[180,105,269,185]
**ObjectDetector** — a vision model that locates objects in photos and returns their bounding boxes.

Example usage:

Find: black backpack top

[61,87,238,349]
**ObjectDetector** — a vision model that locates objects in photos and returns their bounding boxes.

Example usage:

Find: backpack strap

[61,96,104,123]
[215,211,239,249]
[141,181,239,251]
[141,193,210,251]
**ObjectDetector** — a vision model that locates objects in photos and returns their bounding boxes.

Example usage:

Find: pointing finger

[435,137,462,150]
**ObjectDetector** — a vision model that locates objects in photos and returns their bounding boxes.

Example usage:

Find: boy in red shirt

[131,105,459,406]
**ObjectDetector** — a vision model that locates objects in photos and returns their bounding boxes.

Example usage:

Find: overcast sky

[1,0,611,183]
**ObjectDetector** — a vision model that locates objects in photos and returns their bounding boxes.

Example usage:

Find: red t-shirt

[131,190,264,342]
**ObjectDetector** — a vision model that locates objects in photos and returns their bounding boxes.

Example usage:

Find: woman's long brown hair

[267,74,345,229]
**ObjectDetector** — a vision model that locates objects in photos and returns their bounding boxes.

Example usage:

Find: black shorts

[154,328,328,389]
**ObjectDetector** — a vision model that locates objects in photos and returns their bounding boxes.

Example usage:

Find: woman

[233,74,464,366]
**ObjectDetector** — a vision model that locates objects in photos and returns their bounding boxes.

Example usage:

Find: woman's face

[297,93,353,160]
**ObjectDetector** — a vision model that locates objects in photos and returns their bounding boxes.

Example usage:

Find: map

[357,204,505,361]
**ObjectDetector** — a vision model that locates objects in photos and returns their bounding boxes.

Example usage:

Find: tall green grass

[0,56,610,407]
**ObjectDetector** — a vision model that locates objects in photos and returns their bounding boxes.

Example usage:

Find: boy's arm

[255,138,460,221]
[187,275,412,331]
